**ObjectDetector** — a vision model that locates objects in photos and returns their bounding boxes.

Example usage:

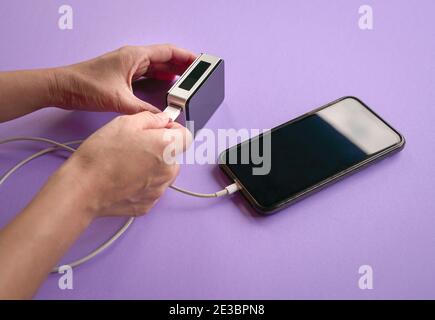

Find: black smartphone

[219,97,405,215]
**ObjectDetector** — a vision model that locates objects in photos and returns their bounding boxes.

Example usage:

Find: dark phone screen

[179,61,211,91]
[221,98,402,211]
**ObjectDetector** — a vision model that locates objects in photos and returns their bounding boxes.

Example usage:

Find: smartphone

[219,97,405,215]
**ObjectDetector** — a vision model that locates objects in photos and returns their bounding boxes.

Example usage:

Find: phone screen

[219,97,404,213]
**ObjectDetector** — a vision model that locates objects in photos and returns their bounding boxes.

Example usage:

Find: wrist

[46,67,70,107]
[43,155,100,225]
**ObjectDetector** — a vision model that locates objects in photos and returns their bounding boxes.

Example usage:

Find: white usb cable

[0,106,240,273]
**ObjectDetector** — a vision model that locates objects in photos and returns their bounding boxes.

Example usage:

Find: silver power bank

[166,53,225,135]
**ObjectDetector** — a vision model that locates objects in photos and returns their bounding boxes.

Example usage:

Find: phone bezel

[218,96,406,215]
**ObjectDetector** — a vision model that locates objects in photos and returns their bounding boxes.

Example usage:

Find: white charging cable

[0,136,240,273]
[0,107,240,273]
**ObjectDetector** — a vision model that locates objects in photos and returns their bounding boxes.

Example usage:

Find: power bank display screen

[179,61,211,91]
[220,97,403,212]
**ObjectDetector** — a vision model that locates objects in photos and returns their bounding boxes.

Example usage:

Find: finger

[145,62,192,78]
[131,111,171,129]
[146,70,177,81]
[144,44,197,67]
[154,72,176,81]
[131,44,196,80]
[121,92,161,114]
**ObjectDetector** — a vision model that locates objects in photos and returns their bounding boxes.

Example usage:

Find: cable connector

[169,182,241,198]
[163,105,182,121]
[222,182,242,196]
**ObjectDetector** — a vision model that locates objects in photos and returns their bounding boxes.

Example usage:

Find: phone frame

[219,96,406,215]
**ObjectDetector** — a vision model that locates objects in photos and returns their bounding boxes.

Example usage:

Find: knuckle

[131,199,159,217]
[113,115,136,134]
[163,43,175,49]
[159,135,173,150]
[130,204,146,217]
[154,186,166,198]
[155,163,177,183]
[133,209,147,217]
[165,164,179,181]
[116,46,137,67]
[115,114,130,126]
[118,45,134,54]
[144,189,163,204]
[170,163,180,177]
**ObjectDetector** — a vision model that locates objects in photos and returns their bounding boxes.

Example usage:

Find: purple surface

[0,0,434,299]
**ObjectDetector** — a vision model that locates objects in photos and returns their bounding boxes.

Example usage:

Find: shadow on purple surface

[132,78,175,111]
[36,110,116,141]
[27,78,174,142]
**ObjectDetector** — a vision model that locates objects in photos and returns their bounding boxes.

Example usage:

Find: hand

[51,44,196,114]
[57,111,192,218]
[0,45,196,298]
[0,111,192,298]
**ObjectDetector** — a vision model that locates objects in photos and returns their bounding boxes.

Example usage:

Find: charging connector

[163,105,182,121]
[169,182,240,198]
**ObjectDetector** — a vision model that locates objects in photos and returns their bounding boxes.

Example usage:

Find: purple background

[0,0,434,299]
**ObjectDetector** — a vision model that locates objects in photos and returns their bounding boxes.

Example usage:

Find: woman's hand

[0,44,196,122]
[0,110,192,299]
[58,111,192,218]
[51,44,196,114]
[0,44,196,298]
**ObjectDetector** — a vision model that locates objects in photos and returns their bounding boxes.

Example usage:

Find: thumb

[131,111,171,129]
[120,91,161,114]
